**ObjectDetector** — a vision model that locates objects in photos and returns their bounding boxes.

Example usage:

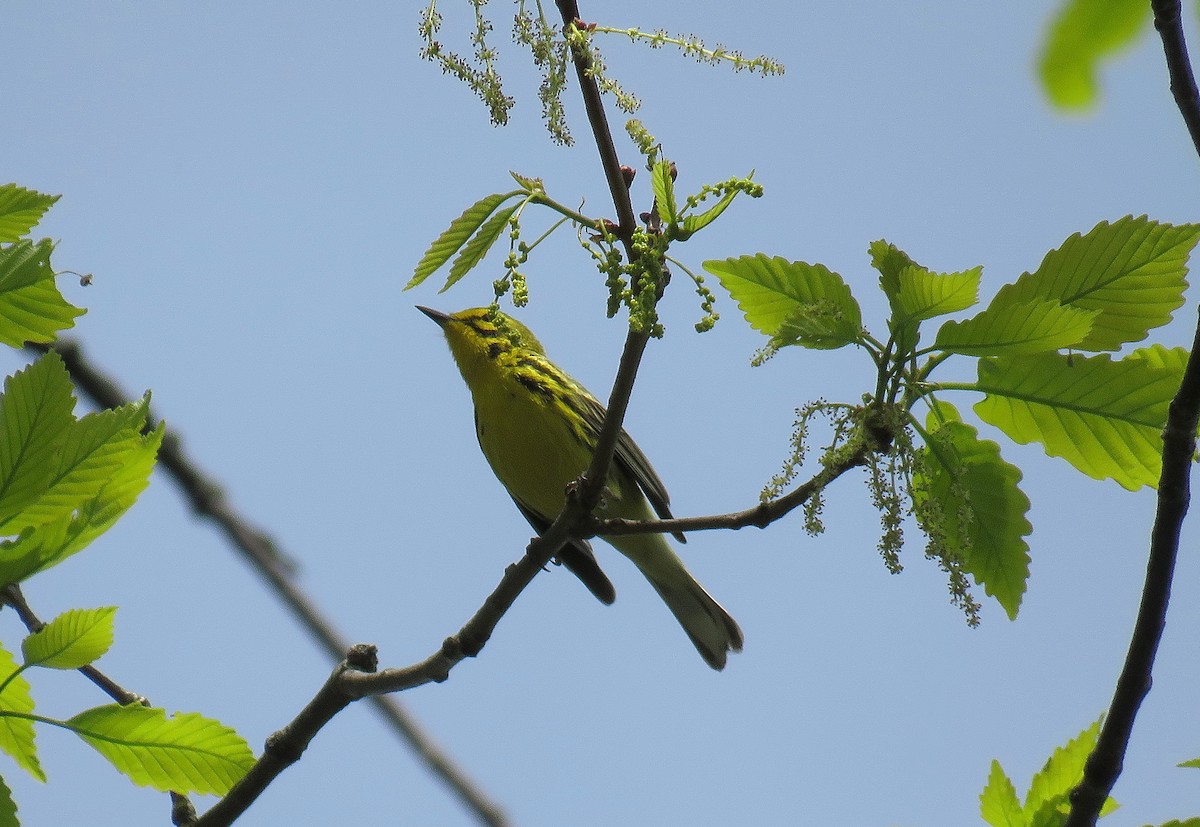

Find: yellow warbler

[420,306,743,670]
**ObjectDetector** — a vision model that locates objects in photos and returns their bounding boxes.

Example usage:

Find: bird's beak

[417,306,450,327]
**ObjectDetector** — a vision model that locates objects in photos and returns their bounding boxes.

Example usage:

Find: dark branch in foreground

[1065,3,1200,823]
[1,585,198,826]
[26,341,508,827]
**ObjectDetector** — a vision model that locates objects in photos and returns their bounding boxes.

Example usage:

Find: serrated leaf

[869,239,921,309]
[916,410,1031,618]
[895,265,981,323]
[407,191,518,290]
[0,421,162,585]
[0,645,41,782]
[1038,0,1148,109]
[1145,820,1200,827]
[973,352,1180,490]
[935,300,1098,356]
[0,355,76,528]
[980,759,1023,827]
[1027,795,1070,827]
[22,607,116,670]
[651,160,678,226]
[988,217,1199,351]
[703,254,862,339]
[1024,718,1103,819]
[0,774,17,827]
[0,396,152,536]
[769,300,862,351]
[0,240,84,346]
[439,204,518,293]
[509,170,542,192]
[0,241,55,294]
[69,704,254,796]
[0,185,59,243]
[0,276,84,346]
[1128,343,1189,373]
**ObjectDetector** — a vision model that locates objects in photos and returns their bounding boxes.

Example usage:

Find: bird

[419,305,743,669]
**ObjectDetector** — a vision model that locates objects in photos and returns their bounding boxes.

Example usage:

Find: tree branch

[189,646,378,827]
[1065,3,1200,822]
[589,441,872,537]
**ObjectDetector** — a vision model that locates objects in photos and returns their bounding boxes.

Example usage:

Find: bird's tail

[609,533,743,670]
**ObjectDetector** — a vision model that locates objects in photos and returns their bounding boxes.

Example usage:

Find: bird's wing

[576,392,686,543]
[509,495,617,605]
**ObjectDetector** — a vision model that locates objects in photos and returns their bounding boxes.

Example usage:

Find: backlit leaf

[1038,0,1148,109]
[916,407,1031,619]
[69,704,254,796]
[407,191,518,289]
[973,352,1180,490]
[935,300,1097,356]
[22,607,116,670]
[0,645,41,781]
[704,254,862,340]
[987,216,1199,351]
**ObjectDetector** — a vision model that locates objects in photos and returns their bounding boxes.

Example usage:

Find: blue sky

[7,2,1200,825]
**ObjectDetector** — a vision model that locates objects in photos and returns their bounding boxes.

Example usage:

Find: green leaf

[439,204,518,293]
[869,239,920,309]
[768,299,863,351]
[1024,717,1103,820]
[0,774,17,827]
[916,407,1032,619]
[895,265,981,323]
[22,607,116,670]
[0,645,42,782]
[980,759,1023,827]
[0,185,59,243]
[934,300,1098,356]
[407,191,518,290]
[987,216,1200,351]
[1143,821,1200,827]
[703,254,862,338]
[509,170,542,192]
[651,160,678,226]
[0,355,76,528]
[0,421,163,585]
[68,704,255,796]
[0,275,84,347]
[0,239,85,346]
[679,186,739,238]
[1128,343,1189,373]
[1038,0,1148,109]
[972,352,1180,490]
[0,396,152,536]
[0,241,56,294]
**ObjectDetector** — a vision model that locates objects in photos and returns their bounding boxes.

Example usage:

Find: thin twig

[589,442,872,538]
[25,340,508,827]
[1065,2,1200,822]
[554,0,650,518]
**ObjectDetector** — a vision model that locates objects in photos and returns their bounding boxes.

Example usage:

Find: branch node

[170,791,197,827]
[264,728,306,765]
[443,634,481,661]
[346,644,378,673]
